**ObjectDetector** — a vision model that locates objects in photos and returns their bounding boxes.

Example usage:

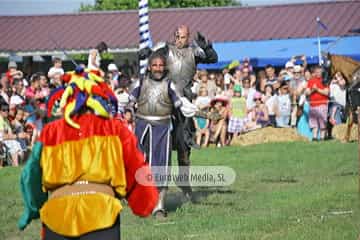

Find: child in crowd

[275,81,292,127]
[209,97,229,147]
[194,114,210,148]
[249,91,270,129]
[124,109,135,132]
[227,89,248,145]
[47,58,64,86]
[194,87,211,147]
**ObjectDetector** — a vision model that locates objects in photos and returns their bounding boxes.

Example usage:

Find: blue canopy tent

[198,36,360,69]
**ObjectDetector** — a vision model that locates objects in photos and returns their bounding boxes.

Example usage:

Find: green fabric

[18,141,48,230]
[232,97,247,118]
[234,84,242,93]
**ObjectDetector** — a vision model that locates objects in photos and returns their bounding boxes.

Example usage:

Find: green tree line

[80,0,240,11]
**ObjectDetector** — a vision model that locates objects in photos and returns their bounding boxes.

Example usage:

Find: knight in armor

[139,25,218,200]
[131,51,197,217]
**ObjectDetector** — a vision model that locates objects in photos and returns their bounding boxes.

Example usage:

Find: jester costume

[18,67,158,239]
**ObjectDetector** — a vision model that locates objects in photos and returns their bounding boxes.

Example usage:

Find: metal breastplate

[167,44,196,96]
[137,76,173,118]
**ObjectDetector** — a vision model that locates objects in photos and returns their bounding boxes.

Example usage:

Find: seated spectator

[11,106,30,153]
[209,97,229,147]
[194,115,210,148]
[275,81,291,127]
[0,104,23,166]
[329,72,346,125]
[262,84,277,127]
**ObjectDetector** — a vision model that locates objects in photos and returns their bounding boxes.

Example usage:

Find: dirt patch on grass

[232,127,308,146]
[332,124,358,142]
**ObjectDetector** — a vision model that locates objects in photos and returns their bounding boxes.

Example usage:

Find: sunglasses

[254,98,262,101]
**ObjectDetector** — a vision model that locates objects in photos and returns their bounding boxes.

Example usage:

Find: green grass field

[0,141,359,240]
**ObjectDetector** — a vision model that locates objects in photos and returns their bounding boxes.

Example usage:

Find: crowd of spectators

[191,56,347,147]
[0,54,348,167]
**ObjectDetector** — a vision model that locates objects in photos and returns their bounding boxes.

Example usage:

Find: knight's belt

[136,113,171,121]
[50,181,115,199]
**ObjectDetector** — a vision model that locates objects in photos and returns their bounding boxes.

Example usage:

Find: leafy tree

[80,0,240,11]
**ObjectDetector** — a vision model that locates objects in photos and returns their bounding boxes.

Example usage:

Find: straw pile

[232,127,309,146]
[332,124,358,142]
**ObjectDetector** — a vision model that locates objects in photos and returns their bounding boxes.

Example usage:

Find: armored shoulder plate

[167,44,196,96]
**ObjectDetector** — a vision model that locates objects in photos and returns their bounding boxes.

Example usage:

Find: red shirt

[307,77,329,106]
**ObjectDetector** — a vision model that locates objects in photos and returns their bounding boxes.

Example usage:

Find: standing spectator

[275,81,291,128]
[6,61,23,85]
[256,70,267,93]
[107,63,121,89]
[305,66,329,141]
[243,77,256,114]
[87,41,108,73]
[329,72,346,125]
[10,78,25,107]
[0,82,10,105]
[265,64,278,87]
[223,68,233,91]
[123,109,135,132]
[38,73,50,109]
[227,90,248,144]
[215,73,224,94]
[196,70,217,98]
[47,58,64,86]
[251,91,270,128]
[262,84,277,127]
[25,74,42,102]
[240,57,253,73]
[285,61,295,78]
[289,65,306,127]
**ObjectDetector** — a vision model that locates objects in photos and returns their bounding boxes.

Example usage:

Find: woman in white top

[87,41,108,72]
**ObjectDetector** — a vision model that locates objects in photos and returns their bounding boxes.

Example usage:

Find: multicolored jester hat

[46,66,118,128]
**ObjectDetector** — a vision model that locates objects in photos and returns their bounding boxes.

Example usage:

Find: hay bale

[232,127,308,146]
[332,124,358,142]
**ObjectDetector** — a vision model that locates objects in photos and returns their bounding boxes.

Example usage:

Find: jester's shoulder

[39,114,127,146]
